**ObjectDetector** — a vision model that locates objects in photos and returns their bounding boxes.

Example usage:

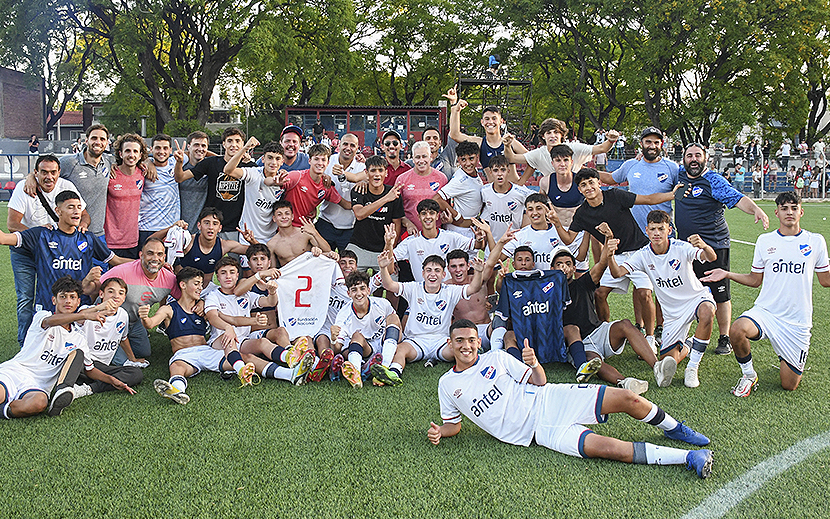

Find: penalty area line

[680,430,830,519]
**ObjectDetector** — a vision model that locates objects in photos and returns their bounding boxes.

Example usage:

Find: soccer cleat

[291,351,315,386]
[664,421,710,446]
[684,366,700,388]
[646,336,658,357]
[329,353,344,381]
[731,374,758,397]
[654,356,678,387]
[714,335,733,355]
[286,337,311,368]
[153,379,190,405]
[371,364,403,387]
[237,362,258,387]
[362,352,383,380]
[686,449,713,479]
[308,349,334,383]
[48,386,75,417]
[576,357,602,384]
[341,360,363,388]
[618,377,648,395]
[635,323,646,336]
[72,383,93,399]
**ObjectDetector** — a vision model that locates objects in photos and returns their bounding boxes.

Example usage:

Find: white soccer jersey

[393,230,475,282]
[320,282,350,337]
[439,168,484,219]
[239,167,284,244]
[79,306,129,365]
[480,184,533,242]
[438,349,539,446]
[750,229,829,328]
[205,289,264,346]
[502,225,584,271]
[397,282,469,342]
[335,296,394,346]
[622,239,710,318]
[3,311,92,392]
[320,154,366,229]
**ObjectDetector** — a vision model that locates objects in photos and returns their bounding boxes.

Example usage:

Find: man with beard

[380,130,412,186]
[178,131,213,230]
[97,238,182,365]
[279,125,310,172]
[138,134,180,249]
[675,143,769,355]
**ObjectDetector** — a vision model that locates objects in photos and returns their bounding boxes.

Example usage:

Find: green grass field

[0,201,827,518]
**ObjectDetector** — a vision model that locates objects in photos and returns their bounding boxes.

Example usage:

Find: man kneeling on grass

[427,319,714,478]
[1,277,136,419]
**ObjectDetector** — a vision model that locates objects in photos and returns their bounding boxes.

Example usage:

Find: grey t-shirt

[179,157,208,230]
[60,151,115,236]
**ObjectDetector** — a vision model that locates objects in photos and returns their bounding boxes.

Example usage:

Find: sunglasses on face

[384,141,400,146]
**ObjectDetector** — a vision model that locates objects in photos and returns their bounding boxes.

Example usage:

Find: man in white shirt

[316,133,367,252]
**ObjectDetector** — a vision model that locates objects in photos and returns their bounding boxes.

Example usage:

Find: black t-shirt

[349,186,405,252]
[563,273,603,339]
[312,123,325,135]
[570,188,648,253]
[190,156,256,231]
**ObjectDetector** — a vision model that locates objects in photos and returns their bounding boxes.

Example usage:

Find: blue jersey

[480,139,504,169]
[612,158,679,232]
[15,226,113,311]
[166,300,208,340]
[675,169,744,249]
[494,269,570,363]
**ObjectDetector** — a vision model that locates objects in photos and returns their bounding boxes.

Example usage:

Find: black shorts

[693,247,730,303]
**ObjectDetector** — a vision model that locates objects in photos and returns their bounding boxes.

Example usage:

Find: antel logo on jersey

[52,256,83,270]
[542,282,555,294]
[656,276,683,288]
[668,259,681,271]
[435,299,448,311]
[429,182,440,191]
[657,173,668,182]
[470,384,503,417]
[522,301,549,316]
[772,259,806,274]
[513,290,523,299]
[507,200,518,211]
[800,244,812,257]
[480,366,497,379]
[691,186,703,197]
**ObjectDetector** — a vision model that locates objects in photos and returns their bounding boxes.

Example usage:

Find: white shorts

[600,251,654,294]
[244,329,268,341]
[477,323,491,351]
[583,321,623,360]
[534,383,609,458]
[169,346,226,376]
[405,336,450,362]
[661,294,715,353]
[741,306,810,374]
[0,363,48,414]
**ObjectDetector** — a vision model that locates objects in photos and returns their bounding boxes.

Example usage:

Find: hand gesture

[173,139,185,164]
[687,234,705,249]
[237,223,255,244]
[383,183,401,203]
[311,246,322,257]
[330,325,341,340]
[138,305,151,319]
[442,85,458,105]
[254,313,268,326]
[384,223,398,245]
[377,250,394,269]
[595,222,614,239]
[503,133,515,147]
[470,217,492,235]
[439,209,453,225]
[84,266,103,285]
[355,152,366,163]
[470,257,485,272]
[427,421,442,445]
[299,216,316,235]
[321,174,333,188]
[700,268,728,283]
[244,137,260,151]
[546,207,561,227]
[606,130,620,142]
[521,338,537,367]
[606,238,620,256]
[498,226,518,246]
[332,163,344,177]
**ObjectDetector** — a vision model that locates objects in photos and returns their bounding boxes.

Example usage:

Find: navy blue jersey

[15,226,113,311]
[480,139,504,169]
[675,169,744,249]
[166,300,208,340]
[174,233,223,274]
[547,180,584,208]
[494,269,570,363]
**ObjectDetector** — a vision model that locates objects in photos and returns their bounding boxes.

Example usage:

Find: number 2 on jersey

[295,276,312,307]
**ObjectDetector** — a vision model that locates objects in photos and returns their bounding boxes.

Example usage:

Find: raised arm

[503,133,528,165]
[377,250,401,295]
[233,267,281,296]
[546,206,579,245]
[591,130,619,156]
[138,304,172,330]
[463,257,485,297]
[605,239,630,278]
[735,197,770,230]
[687,234,717,263]
[223,137,260,179]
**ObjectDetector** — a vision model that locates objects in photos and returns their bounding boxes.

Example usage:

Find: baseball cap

[281,125,303,138]
[382,130,402,142]
[641,126,663,140]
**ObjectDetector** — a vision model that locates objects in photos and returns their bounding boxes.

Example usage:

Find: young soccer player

[331,271,404,388]
[266,200,334,268]
[608,210,717,388]
[553,249,675,394]
[279,143,351,227]
[377,250,484,377]
[479,156,533,244]
[433,140,484,237]
[73,277,144,398]
[702,191,830,395]
[428,320,714,479]
[0,277,136,419]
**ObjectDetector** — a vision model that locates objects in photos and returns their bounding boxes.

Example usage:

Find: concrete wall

[0,68,44,139]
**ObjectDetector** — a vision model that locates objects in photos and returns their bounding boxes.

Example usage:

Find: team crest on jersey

[318,189,327,198]
[691,186,703,197]
[429,182,440,191]
[237,298,249,309]
[549,237,560,247]
[65,342,76,351]
[288,317,297,326]
[374,315,384,325]
[194,257,201,262]
[435,299,447,311]
[507,200,518,211]
[480,366,496,379]
[657,173,668,182]
[116,322,126,333]
[513,290,523,298]
[542,282,555,293]
[180,317,187,324]
[136,178,143,188]
[453,389,463,398]
[439,244,449,253]
[669,259,681,271]
[800,244,812,256]
[48,241,58,249]
[78,240,88,252]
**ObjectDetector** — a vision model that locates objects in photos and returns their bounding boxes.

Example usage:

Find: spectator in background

[312,119,325,144]
[752,164,762,198]
[28,135,39,154]
[713,139,725,172]
[777,140,791,171]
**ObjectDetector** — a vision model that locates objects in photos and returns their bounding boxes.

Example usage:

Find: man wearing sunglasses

[381,130,412,186]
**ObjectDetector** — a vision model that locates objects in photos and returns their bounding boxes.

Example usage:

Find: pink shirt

[101,260,180,322]
[282,169,342,227]
[395,168,448,231]
[105,166,144,249]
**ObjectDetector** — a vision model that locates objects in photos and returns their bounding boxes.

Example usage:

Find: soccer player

[433,140,484,237]
[701,192,830,395]
[332,270,404,388]
[428,320,714,479]
[280,143,351,227]
[265,200,333,268]
[608,210,717,388]
[479,156,533,244]
[72,277,144,398]
[377,250,484,376]
[0,277,136,419]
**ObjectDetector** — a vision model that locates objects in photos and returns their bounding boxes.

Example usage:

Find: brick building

[0,67,45,139]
